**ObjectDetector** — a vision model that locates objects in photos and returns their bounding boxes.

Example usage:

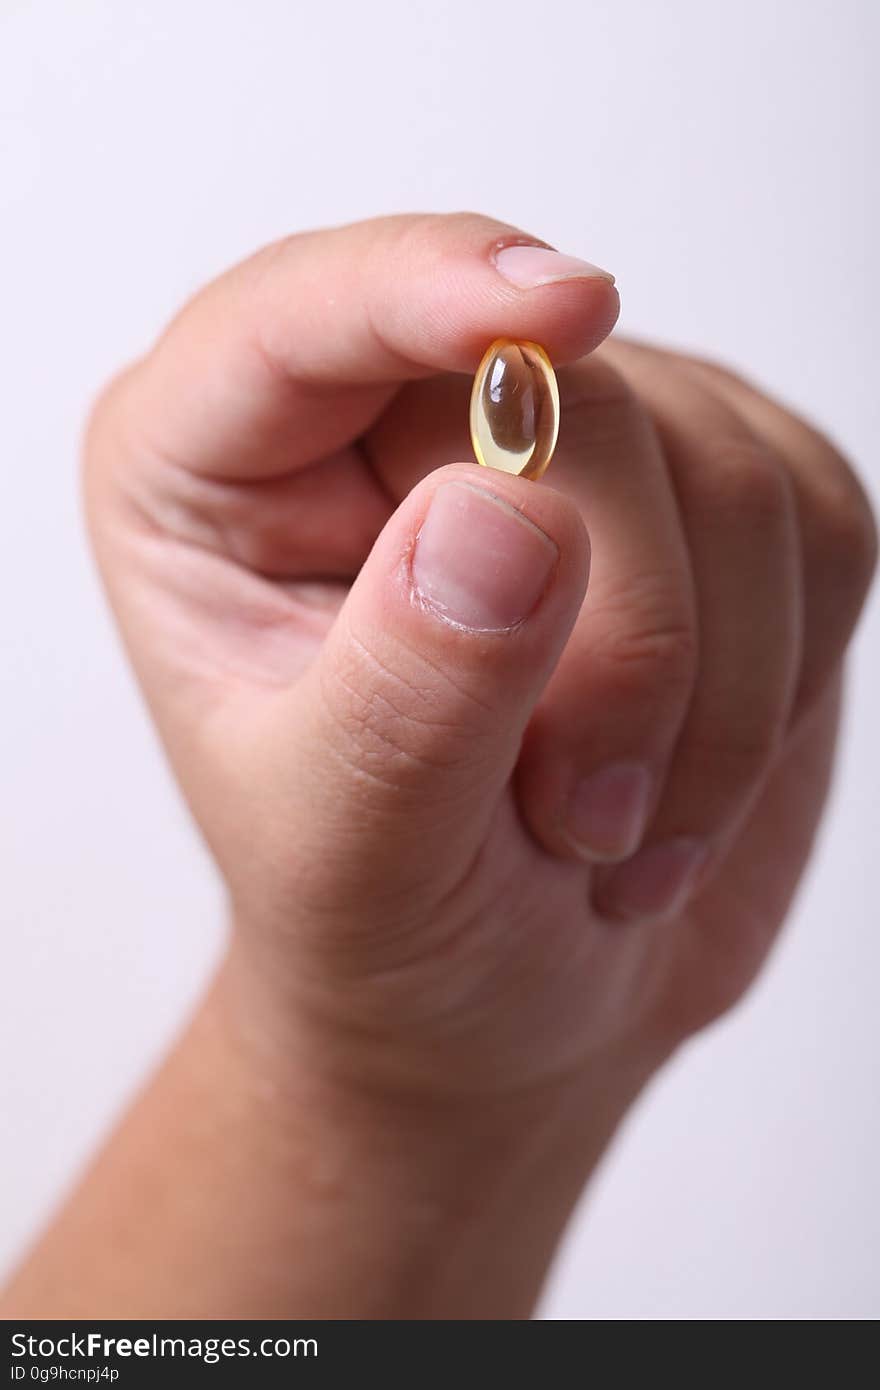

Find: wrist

[212,942,659,1317]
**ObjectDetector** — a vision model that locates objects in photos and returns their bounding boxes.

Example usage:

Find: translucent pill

[469,338,560,482]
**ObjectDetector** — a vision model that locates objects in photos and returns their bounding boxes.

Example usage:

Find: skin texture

[1,211,875,1318]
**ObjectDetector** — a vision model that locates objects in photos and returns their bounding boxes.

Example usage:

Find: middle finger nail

[564,761,652,862]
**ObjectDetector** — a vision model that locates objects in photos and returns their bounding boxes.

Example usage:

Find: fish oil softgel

[469,338,560,481]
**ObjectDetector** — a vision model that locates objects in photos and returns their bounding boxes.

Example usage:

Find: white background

[1,0,877,1319]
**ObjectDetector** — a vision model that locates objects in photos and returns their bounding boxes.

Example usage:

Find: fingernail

[596,837,708,922]
[412,481,557,631]
[494,245,615,288]
[565,762,651,861]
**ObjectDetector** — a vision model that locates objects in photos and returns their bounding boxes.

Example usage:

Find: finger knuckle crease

[598,619,697,688]
[700,439,791,522]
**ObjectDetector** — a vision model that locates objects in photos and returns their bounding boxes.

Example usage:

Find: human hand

[82,211,876,1309]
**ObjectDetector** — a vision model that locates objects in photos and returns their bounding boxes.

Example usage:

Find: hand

[77,211,874,1314]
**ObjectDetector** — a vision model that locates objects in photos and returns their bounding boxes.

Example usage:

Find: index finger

[116,211,619,479]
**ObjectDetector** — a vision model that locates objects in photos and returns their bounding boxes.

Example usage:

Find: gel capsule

[469,338,560,481]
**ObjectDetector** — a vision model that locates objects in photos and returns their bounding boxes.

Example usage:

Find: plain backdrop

[1,0,877,1320]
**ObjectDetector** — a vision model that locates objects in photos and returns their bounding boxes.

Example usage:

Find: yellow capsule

[469,338,560,482]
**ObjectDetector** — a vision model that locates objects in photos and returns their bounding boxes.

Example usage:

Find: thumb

[274,462,589,914]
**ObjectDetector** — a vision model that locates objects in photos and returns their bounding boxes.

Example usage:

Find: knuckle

[440,209,507,237]
[699,438,793,527]
[679,350,755,395]
[762,415,880,606]
[811,455,879,601]
[591,575,698,696]
[558,356,647,452]
[387,210,500,260]
[605,621,698,688]
[563,355,636,411]
[379,211,446,259]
